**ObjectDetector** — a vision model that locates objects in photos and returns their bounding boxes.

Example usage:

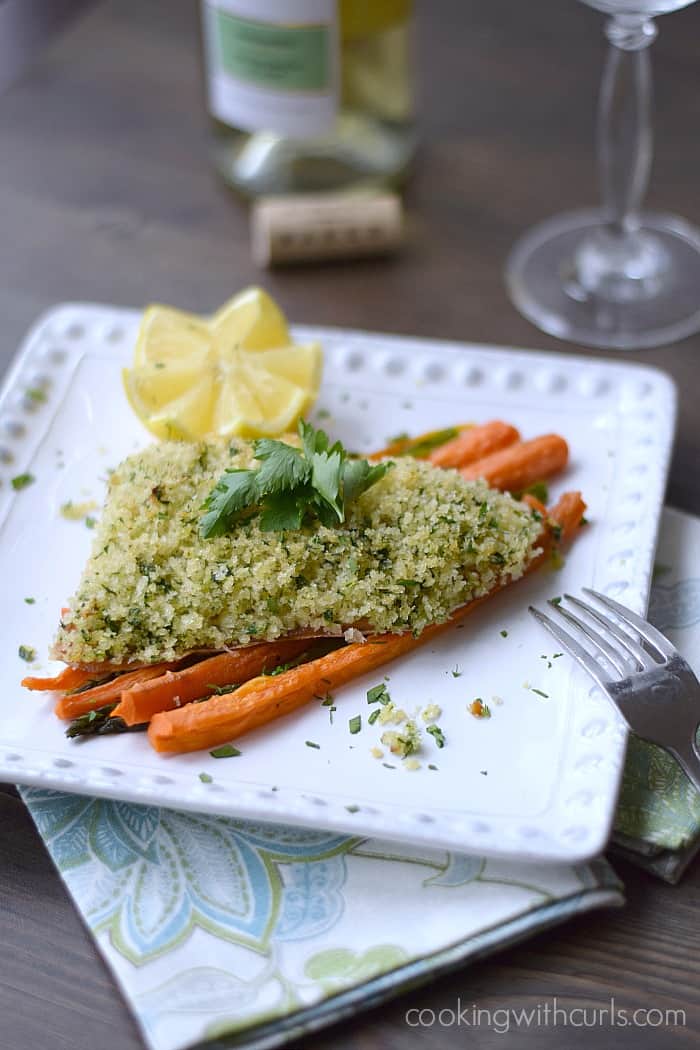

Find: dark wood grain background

[1,1,699,1048]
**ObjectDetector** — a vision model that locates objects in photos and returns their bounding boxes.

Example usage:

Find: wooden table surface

[1,1,698,1047]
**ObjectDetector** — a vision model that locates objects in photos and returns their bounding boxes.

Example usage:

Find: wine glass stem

[598,16,657,235]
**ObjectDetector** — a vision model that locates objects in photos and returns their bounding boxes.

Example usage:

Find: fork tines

[528,587,675,684]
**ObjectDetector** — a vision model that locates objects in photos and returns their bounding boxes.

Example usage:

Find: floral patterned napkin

[610,507,700,882]
[17,506,700,1050]
[19,789,623,1050]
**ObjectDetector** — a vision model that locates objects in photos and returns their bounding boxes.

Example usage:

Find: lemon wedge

[211,286,290,352]
[123,288,322,440]
[133,306,213,369]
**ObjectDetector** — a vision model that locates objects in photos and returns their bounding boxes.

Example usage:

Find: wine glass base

[506,208,700,350]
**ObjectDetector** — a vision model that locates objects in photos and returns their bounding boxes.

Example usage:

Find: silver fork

[529,587,700,793]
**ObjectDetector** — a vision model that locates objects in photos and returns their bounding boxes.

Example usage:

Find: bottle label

[202,0,338,136]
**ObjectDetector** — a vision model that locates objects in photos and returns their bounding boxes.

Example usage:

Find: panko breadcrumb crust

[53,440,542,666]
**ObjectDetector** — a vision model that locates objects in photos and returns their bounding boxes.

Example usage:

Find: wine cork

[251,192,403,267]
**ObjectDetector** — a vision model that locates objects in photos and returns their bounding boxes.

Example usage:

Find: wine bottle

[201,0,415,197]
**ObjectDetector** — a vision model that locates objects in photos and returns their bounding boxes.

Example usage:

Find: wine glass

[506,1,700,350]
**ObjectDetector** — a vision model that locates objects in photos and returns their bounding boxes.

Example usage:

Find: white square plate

[0,304,676,862]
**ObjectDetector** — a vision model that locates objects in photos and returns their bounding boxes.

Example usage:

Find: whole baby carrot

[460,434,568,492]
[429,420,520,469]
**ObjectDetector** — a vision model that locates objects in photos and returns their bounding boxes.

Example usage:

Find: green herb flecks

[200,419,391,538]
[199,772,213,783]
[349,714,361,735]
[265,658,305,677]
[305,740,320,749]
[368,708,380,725]
[210,744,242,758]
[367,683,391,705]
[24,597,36,605]
[426,724,446,748]
[11,473,35,491]
[18,644,36,662]
[500,629,508,638]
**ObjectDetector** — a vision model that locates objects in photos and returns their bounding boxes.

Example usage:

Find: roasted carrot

[112,638,311,726]
[460,434,569,492]
[546,490,586,541]
[148,629,444,754]
[22,667,98,692]
[148,495,585,755]
[54,663,177,720]
[428,420,520,469]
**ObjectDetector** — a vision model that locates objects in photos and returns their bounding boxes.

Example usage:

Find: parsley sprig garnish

[200,420,391,538]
